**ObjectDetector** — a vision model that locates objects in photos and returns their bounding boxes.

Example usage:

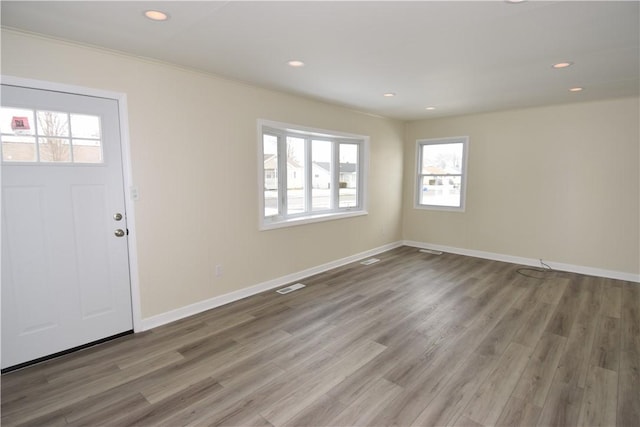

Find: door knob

[114,229,126,237]
[113,213,123,221]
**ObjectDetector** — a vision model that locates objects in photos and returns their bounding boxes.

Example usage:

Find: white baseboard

[139,239,638,331]
[403,240,640,283]
[139,241,403,331]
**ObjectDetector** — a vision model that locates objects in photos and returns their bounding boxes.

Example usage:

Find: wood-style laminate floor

[2,246,639,426]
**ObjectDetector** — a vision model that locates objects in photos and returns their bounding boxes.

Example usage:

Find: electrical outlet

[215,264,223,277]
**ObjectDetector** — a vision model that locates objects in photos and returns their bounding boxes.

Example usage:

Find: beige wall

[1,30,405,318]
[3,30,638,323]
[403,98,640,275]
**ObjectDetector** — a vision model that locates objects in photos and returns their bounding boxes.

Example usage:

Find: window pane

[263,134,278,217]
[72,140,103,163]
[2,135,36,161]
[39,137,71,162]
[37,111,69,137]
[339,143,358,208]
[1,107,37,161]
[419,175,462,207]
[421,143,463,174]
[311,140,332,211]
[70,114,100,139]
[287,136,305,214]
[1,107,35,136]
[286,137,305,215]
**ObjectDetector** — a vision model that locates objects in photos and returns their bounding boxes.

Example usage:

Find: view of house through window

[311,139,332,211]
[286,136,306,215]
[260,120,367,229]
[339,143,358,208]
[263,134,279,217]
[1,107,103,164]
[416,137,468,211]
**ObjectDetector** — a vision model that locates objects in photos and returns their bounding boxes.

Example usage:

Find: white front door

[1,84,133,370]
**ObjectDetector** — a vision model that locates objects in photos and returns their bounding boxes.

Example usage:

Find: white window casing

[258,119,369,230]
[415,136,469,212]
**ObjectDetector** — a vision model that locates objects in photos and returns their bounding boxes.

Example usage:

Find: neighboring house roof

[314,162,330,172]
[264,155,303,170]
[313,161,357,173]
[265,158,357,172]
[264,154,277,170]
[287,157,302,169]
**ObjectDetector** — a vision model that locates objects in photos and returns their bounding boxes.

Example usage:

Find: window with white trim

[259,120,368,229]
[415,136,468,211]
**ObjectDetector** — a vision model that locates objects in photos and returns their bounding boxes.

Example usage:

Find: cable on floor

[516,259,557,279]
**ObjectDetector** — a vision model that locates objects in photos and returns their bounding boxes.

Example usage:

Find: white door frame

[1,74,143,333]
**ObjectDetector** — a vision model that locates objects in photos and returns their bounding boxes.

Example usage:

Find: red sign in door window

[11,116,30,132]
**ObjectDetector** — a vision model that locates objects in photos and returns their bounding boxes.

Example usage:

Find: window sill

[414,204,466,213]
[260,209,368,231]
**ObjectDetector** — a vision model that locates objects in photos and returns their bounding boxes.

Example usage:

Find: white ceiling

[2,1,638,120]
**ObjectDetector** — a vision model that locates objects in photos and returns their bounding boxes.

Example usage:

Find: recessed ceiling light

[552,62,573,69]
[569,87,584,92]
[505,0,527,3]
[425,106,437,110]
[287,60,305,67]
[383,92,396,97]
[144,10,169,21]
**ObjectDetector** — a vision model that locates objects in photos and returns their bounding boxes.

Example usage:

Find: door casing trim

[1,74,143,332]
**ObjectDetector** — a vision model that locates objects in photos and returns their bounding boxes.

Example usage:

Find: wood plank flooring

[2,246,639,426]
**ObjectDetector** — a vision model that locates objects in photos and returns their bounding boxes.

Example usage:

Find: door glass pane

[72,140,102,164]
[420,175,462,207]
[263,134,278,217]
[286,137,305,215]
[70,114,103,164]
[339,143,358,208]
[311,140,331,211]
[70,114,100,139]
[39,137,71,162]
[1,107,37,161]
[37,111,69,137]
[2,135,36,162]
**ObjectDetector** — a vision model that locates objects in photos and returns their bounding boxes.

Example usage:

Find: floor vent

[276,283,306,294]
[419,248,444,255]
[360,258,380,265]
